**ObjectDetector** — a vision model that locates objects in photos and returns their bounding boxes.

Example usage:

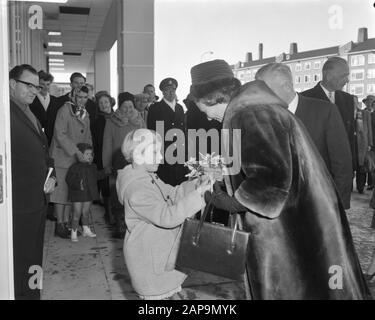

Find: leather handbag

[175,198,250,281]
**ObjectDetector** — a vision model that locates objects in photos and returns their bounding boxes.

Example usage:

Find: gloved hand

[204,181,247,213]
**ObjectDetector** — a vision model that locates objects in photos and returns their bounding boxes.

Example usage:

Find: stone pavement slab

[41,189,375,300]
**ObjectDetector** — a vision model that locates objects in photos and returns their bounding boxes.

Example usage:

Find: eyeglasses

[15,79,42,92]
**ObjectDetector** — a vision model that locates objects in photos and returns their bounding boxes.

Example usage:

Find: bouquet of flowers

[184,152,225,182]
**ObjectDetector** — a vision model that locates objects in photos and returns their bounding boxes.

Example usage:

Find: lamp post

[200,51,214,62]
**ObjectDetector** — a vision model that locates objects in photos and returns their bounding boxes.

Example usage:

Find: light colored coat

[50,102,92,168]
[116,165,204,297]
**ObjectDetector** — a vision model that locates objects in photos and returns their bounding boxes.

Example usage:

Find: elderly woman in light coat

[116,129,210,299]
[50,86,92,238]
[102,92,146,238]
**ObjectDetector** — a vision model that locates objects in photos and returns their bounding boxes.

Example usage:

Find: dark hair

[143,84,155,92]
[190,77,241,100]
[38,70,54,82]
[96,91,116,107]
[70,72,86,83]
[77,85,89,94]
[9,64,38,80]
[77,143,93,154]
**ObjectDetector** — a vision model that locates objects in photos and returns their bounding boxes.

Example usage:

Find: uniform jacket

[223,81,371,300]
[65,162,101,202]
[147,99,188,186]
[10,98,55,215]
[49,102,92,169]
[302,82,356,168]
[116,165,205,297]
[295,94,352,209]
[29,94,58,133]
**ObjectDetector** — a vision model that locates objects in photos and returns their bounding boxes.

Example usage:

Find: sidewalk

[41,190,375,300]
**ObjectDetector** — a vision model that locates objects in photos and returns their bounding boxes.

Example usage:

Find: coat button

[81,130,84,133]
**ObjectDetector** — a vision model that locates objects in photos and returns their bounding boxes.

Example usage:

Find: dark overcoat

[10,98,55,299]
[302,83,356,169]
[295,94,353,209]
[65,162,100,202]
[223,81,371,300]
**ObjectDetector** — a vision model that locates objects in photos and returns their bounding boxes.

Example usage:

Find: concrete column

[117,0,154,94]
[94,50,111,93]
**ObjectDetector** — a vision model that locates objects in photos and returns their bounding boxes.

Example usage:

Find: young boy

[66,143,105,242]
[116,129,211,300]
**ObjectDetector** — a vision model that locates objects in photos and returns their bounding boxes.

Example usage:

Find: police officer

[147,78,188,186]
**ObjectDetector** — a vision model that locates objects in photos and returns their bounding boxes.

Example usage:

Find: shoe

[364,273,375,281]
[71,229,78,242]
[55,223,70,239]
[83,225,96,238]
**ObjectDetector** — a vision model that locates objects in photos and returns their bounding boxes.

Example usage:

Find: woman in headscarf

[102,92,146,237]
[50,85,92,238]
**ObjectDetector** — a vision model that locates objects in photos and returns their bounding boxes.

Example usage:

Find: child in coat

[66,143,105,242]
[116,129,211,300]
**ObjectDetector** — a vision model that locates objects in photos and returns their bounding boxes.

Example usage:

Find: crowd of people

[8,56,375,300]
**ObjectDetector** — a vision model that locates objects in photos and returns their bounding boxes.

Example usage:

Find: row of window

[295,60,321,72]
[295,74,320,84]
[351,53,375,67]
[349,83,375,96]
[350,69,375,81]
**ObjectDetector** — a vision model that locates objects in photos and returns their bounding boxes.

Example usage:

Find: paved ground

[41,189,375,300]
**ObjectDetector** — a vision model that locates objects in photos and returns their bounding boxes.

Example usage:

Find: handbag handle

[192,194,239,254]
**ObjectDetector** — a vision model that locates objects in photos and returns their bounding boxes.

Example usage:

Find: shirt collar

[163,98,176,111]
[320,83,334,99]
[288,93,299,114]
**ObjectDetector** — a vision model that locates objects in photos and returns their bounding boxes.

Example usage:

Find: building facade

[233,28,375,103]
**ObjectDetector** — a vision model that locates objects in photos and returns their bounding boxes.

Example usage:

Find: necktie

[328,91,335,104]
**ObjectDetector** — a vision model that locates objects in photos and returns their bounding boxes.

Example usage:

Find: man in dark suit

[147,78,188,186]
[256,63,352,209]
[301,57,355,170]
[29,70,58,145]
[9,64,56,299]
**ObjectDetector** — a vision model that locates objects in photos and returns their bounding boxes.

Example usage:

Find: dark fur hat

[190,59,241,100]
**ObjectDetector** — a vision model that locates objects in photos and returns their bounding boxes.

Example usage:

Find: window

[349,84,364,96]
[295,63,302,72]
[304,75,311,83]
[304,62,311,70]
[368,84,375,94]
[313,74,320,82]
[351,55,365,67]
[295,75,301,84]
[368,53,375,64]
[313,61,321,69]
[350,69,365,81]
[367,69,375,79]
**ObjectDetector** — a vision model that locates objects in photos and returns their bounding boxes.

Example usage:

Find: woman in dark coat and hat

[189,59,372,300]
[92,91,115,224]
